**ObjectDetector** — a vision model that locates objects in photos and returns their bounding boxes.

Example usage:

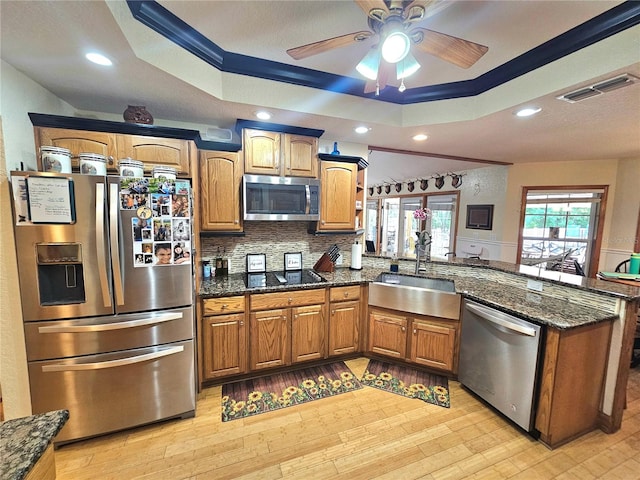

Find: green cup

[630,253,640,275]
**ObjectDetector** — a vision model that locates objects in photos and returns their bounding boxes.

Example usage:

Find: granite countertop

[0,410,69,480]
[199,261,638,330]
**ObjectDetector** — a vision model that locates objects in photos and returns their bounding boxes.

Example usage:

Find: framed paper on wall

[284,252,302,271]
[466,204,494,230]
[246,253,266,273]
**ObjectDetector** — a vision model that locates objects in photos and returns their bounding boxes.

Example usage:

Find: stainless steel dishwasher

[458,300,543,432]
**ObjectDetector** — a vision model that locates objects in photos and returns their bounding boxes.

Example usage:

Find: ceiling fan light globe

[381,31,410,64]
[396,52,421,79]
[356,48,380,80]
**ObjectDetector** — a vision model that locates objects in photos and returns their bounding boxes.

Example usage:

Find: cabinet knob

[402,326,406,332]
[282,316,286,321]
[321,220,325,225]
[221,304,228,309]
[240,321,244,326]
[288,297,292,304]
[294,314,298,319]
[234,219,239,224]
[107,156,115,166]
[331,310,335,315]
[344,292,349,298]
[413,329,417,334]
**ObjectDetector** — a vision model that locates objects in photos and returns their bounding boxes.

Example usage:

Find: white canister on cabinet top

[40,146,72,174]
[119,158,144,177]
[152,166,177,180]
[79,153,107,175]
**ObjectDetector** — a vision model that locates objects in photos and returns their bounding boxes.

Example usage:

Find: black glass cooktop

[244,269,326,288]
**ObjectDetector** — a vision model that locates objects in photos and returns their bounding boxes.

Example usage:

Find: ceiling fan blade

[411,27,488,69]
[363,60,393,94]
[354,0,389,22]
[287,31,373,60]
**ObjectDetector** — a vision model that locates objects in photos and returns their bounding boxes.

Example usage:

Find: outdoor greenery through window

[520,189,604,275]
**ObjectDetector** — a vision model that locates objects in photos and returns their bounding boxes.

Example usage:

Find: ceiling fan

[286,0,489,94]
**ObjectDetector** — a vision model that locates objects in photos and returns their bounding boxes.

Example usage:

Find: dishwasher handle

[465,302,537,337]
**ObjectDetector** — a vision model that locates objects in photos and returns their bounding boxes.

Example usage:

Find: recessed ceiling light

[255,111,272,120]
[413,134,428,141]
[355,126,369,134]
[85,52,112,66]
[515,107,542,117]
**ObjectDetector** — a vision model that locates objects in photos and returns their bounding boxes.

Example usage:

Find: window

[368,192,458,260]
[518,188,606,276]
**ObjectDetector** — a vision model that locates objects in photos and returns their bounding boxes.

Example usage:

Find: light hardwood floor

[55,359,640,480]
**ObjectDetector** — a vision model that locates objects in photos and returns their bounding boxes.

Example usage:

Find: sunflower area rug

[360,359,450,408]
[221,362,362,422]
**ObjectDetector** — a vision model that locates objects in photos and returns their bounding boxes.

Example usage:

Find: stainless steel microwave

[243,174,320,221]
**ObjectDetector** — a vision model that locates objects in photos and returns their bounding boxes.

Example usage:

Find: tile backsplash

[200,222,360,273]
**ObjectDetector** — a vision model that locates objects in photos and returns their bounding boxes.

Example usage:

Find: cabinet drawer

[202,296,245,315]
[251,288,326,311]
[330,285,360,302]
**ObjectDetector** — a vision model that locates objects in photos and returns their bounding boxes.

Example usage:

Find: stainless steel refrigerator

[10,171,196,444]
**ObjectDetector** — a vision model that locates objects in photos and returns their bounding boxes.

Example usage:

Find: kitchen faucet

[415,230,432,274]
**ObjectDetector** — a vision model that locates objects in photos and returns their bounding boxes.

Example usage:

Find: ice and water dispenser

[36,243,85,305]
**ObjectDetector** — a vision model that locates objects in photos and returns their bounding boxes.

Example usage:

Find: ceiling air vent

[557,73,638,103]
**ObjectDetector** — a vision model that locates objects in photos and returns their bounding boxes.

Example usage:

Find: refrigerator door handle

[41,345,184,372]
[38,312,183,333]
[96,182,112,308]
[109,182,125,305]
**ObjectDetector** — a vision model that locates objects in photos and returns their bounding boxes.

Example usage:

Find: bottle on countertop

[215,247,223,277]
[390,254,399,272]
[202,259,211,279]
[221,247,229,276]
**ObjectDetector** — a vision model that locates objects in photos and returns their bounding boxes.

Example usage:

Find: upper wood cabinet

[318,160,357,231]
[35,127,118,171]
[243,129,318,177]
[116,134,194,176]
[199,150,243,232]
[34,127,194,176]
[284,134,318,177]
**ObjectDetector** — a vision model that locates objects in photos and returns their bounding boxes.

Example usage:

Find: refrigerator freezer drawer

[24,306,194,361]
[28,340,196,444]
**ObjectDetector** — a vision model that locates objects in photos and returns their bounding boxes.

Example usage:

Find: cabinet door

[368,310,408,358]
[202,313,247,380]
[284,134,318,178]
[329,300,360,356]
[35,127,117,171]
[243,129,281,175]
[291,304,326,363]
[410,319,457,372]
[116,135,192,175]
[319,161,357,230]
[199,151,243,231]
[250,308,289,370]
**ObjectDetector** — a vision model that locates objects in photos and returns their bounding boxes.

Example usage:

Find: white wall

[504,158,635,271]
[1,60,76,173]
[0,62,77,418]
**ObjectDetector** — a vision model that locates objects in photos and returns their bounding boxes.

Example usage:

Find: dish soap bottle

[215,247,223,277]
[221,247,229,276]
[390,254,399,272]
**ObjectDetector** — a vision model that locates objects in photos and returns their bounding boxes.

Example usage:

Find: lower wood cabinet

[328,286,361,356]
[368,307,459,374]
[410,319,458,372]
[369,309,408,358]
[534,320,612,448]
[201,296,247,381]
[249,289,326,371]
